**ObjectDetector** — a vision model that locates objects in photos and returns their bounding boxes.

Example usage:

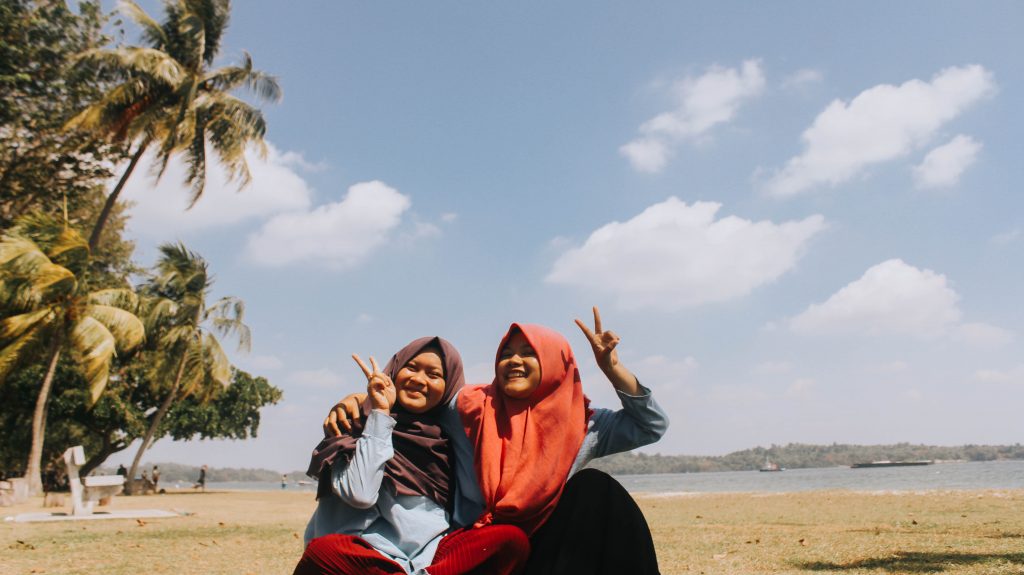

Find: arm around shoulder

[331,410,396,508]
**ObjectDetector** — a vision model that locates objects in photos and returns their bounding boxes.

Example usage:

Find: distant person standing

[152,465,161,491]
[281,474,287,490]
[193,465,207,492]
[116,464,127,477]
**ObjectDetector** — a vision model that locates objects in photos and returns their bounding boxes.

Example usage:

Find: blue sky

[103,1,1024,473]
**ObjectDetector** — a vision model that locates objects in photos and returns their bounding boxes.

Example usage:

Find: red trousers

[293,525,529,575]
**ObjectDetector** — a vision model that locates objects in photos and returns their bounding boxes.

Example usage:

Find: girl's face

[395,350,446,413]
[497,331,542,399]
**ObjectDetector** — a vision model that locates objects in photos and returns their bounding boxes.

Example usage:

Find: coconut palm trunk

[88,139,149,251]
[126,350,187,493]
[26,335,63,495]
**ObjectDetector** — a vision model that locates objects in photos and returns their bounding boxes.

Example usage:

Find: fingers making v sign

[575,306,640,395]
[353,353,396,413]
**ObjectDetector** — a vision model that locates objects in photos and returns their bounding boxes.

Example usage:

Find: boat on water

[850,460,934,469]
[759,457,784,472]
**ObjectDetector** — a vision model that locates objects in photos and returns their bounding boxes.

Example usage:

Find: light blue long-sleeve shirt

[303,410,449,575]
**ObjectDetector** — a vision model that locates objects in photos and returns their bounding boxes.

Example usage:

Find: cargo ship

[850,460,934,469]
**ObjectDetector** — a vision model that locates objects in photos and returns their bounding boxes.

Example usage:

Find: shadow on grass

[795,551,1024,573]
[988,532,1024,539]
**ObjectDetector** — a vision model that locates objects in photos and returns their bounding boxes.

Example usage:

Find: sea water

[205,460,1024,493]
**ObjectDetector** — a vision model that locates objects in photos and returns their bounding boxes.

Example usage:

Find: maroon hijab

[307,336,465,509]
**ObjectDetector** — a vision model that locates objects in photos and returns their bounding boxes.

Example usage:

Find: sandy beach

[3,488,1023,574]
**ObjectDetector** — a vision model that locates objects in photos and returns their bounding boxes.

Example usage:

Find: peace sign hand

[575,306,620,373]
[353,353,396,413]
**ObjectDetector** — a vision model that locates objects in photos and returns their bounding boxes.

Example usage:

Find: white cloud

[621,60,765,173]
[786,377,815,397]
[954,322,1014,347]
[974,366,1024,384]
[790,259,960,337]
[781,69,824,90]
[245,180,412,268]
[633,355,699,383]
[790,259,1012,346]
[286,368,346,390]
[441,213,458,223]
[246,354,284,371]
[546,198,826,310]
[763,65,995,197]
[620,138,670,173]
[913,135,982,189]
[991,229,1021,245]
[752,361,792,375]
[121,143,315,238]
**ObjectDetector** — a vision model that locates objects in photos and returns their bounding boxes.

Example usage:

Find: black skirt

[523,469,660,575]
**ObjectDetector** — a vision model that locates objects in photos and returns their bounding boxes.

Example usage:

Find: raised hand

[574,306,640,395]
[575,306,620,373]
[353,353,396,413]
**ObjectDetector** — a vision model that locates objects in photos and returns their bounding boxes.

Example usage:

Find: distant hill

[96,443,1024,480]
[587,443,1024,475]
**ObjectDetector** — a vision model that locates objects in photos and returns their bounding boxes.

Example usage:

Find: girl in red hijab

[458,308,668,575]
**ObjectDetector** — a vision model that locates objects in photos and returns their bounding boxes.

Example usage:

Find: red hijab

[457,323,591,535]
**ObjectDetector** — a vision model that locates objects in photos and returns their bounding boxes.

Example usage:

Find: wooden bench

[62,446,124,515]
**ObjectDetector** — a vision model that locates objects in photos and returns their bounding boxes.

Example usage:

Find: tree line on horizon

[0,0,281,495]
[587,443,1024,475]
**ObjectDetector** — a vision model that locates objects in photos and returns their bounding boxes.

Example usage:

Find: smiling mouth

[505,370,527,380]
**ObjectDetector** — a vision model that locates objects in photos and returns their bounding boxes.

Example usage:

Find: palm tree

[66,0,282,251]
[126,242,249,489]
[0,216,144,494]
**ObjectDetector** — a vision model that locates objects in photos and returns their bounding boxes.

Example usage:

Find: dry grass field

[3,489,1022,574]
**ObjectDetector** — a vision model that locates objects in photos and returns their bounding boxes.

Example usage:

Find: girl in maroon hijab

[295,337,528,575]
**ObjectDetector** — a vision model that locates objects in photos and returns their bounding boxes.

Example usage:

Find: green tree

[126,242,250,489]
[66,0,281,251]
[0,362,282,479]
[0,0,139,287]
[0,216,144,494]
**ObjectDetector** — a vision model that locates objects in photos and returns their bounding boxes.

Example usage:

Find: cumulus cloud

[974,366,1024,384]
[245,180,412,268]
[913,135,982,189]
[786,377,816,397]
[245,354,285,371]
[790,259,1012,345]
[633,355,699,383]
[790,259,960,337]
[991,229,1022,245]
[286,368,345,389]
[954,322,1015,346]
[763,65,995,197]
[781,69,824,90]
[620,60,765,173]
[121,142,315,238]
[752,361,792,375]
[546,198,826,310]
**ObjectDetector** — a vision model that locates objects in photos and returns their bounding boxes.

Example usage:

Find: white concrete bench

[0,478,28,507]
[62,446,124,515]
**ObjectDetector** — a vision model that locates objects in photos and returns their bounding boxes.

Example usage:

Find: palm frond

[87,288,140,311]
[74,47,185,87]
[68,316,118,405]
[0,320,48,384]
[117,0,169,48]
[203,332,231,386]
[85,305,145,352]
[202,53,282,103]
[0,308,54,342]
